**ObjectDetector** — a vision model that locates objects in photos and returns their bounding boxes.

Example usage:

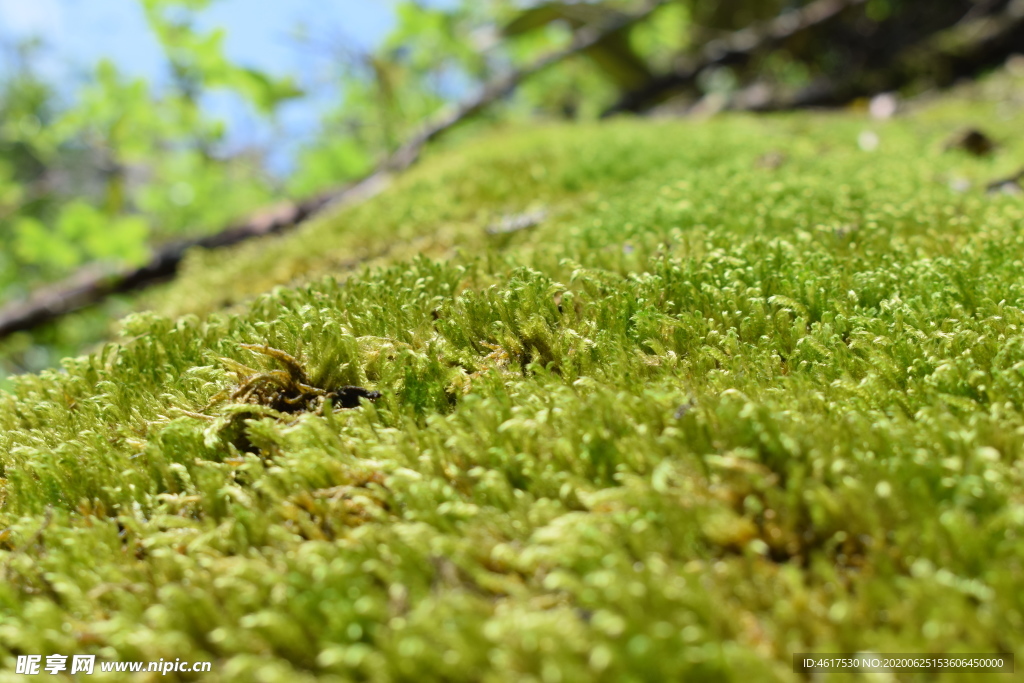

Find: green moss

[2,68,1024,681]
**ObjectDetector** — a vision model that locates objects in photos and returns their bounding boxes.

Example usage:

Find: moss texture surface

[2,71,1024,681]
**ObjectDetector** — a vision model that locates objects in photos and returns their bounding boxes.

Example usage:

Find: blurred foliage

[0,1,304,376]
[0,3,296,299]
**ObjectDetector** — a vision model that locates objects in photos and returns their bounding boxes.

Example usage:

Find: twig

[384,0,672,171]
[0,181,372,339]
[0,0,671,342]
[601,0,868,118]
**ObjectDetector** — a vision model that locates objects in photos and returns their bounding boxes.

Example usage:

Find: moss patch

[2,69,1024,681]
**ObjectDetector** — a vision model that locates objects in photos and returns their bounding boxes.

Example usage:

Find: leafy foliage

[0,2,306,375]
[0,25,284,287]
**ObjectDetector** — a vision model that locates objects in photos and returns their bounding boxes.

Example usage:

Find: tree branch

[601,0,868,118]
[723,0,1024,111]
[385,0,673,171]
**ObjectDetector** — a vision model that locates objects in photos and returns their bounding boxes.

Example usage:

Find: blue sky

[0,0,406,81]
[0,0,452,173]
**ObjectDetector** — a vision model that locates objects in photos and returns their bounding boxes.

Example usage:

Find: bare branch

[385,0,673,171]
[601,0,868,118]
[724,0,1024,112]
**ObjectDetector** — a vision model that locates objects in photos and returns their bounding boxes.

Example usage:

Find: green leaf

[13,216,79,270]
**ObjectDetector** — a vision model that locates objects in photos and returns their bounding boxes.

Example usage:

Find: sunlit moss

[1,70,1024,681]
